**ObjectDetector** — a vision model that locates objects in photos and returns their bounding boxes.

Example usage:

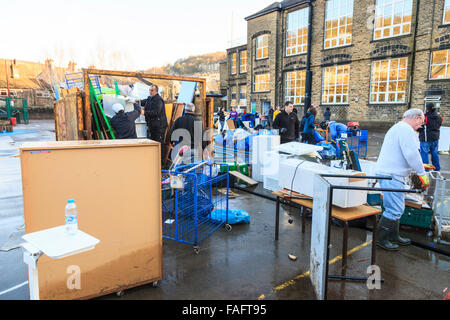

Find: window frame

[253,73,271,93]
[286,7,309,57]
[256,35,269,60]
[231,86,237,106]
[443,0,450,25]
[324,0,354,49]
[321,64,350,105]
[429,49,450,80]
[369,57,408,104]
[231,52,237,75]
[239,50,247,74]
[373,0,413,41]
[239,84,247,106]
[284,70,306,105]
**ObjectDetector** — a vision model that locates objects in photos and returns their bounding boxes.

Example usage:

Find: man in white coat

[375,108,431,251]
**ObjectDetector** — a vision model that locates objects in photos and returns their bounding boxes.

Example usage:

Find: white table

[22,225,100,300]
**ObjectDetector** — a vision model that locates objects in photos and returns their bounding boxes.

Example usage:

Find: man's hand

[423,164,436,171]
[418,174,430,189]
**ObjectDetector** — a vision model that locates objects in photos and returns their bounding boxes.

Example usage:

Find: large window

[370,57,408,104]
[239,85,247,106]
[373,0,412,40]
[286,7,309,56]
[444,0,450,25]
[231,86,237,106]
[240,50,247,73]
[285,70,306,105]
[254,73,270,92]
[324,0,353,49]
[430,49,450,80]
[231,53,237,75]
[322,65,350,104]
[256,35,269,60]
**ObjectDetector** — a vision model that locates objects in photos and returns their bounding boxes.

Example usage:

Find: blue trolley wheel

[193,246,200,254]
[225,224,232,232]
[116,290,125,297]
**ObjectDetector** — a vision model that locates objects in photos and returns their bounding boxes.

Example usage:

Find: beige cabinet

[20,139,162,299]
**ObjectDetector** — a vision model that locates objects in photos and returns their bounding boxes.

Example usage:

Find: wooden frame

[82,68,210,140]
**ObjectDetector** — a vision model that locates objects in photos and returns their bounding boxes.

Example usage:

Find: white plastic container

[279,159,368,208]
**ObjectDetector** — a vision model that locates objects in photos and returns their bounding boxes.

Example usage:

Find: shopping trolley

[161,161,230,253]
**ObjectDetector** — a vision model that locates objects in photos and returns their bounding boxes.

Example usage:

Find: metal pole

[304,0,313,115]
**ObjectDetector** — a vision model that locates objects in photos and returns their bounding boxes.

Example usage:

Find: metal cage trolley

[161,162,231,253]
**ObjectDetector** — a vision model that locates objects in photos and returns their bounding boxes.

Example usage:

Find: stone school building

[220,0,450,127]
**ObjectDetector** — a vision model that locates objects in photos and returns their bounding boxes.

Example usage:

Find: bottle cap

[68,199,75,203]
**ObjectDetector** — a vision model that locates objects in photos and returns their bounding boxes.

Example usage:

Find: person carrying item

[272,101,299,144]
[228,107,238,128]
[418,103,443,171]
[110,103,143,139]
[374,108,431,251]
[169,103,208,163]
[141,84,168,162]
[300,104,318,144]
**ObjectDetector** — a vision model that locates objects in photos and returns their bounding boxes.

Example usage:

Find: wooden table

[272,189,381,275]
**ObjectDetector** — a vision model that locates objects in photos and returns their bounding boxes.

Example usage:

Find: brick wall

[219,0,450,126]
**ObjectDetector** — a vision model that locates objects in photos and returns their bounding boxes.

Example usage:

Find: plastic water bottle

[65,199,78,235]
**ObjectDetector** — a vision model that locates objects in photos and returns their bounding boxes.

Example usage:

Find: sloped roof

[245,2,281,21]
[245,0,311,21]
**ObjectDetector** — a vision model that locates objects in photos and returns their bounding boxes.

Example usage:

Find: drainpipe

[304,0,314,115]
[408,0,420,109]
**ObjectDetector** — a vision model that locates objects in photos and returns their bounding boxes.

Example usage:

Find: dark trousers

[301,133,315,144]
[148,126,167,164]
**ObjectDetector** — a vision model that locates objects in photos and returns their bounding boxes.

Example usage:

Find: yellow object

[419,175,430,189]
[273,110,281,121]
[423,164,435,170]
[165,103,173,125]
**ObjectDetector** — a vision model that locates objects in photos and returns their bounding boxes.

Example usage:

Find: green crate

[238,163,249,176]
[381,206,434,229]
[220,162,237,172]
[399,206,434,229]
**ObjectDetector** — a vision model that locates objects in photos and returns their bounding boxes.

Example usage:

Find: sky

[0,0,275,70]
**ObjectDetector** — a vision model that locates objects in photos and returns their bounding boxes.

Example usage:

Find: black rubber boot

[376,216,399,251]
[391,220,411,246]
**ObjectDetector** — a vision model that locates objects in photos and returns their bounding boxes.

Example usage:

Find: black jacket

[217,110,225,122]
[110,103,141,139]
[272,110,300,144]
[418,110,443,142]
[142,94,167,129]
[169,113,207,149]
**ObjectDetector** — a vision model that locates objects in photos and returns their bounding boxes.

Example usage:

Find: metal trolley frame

[161,162,230,253]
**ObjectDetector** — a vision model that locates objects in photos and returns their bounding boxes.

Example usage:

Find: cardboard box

[279,159,368,208]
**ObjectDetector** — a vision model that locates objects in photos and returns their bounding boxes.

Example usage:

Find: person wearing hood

[320,120,348,141]
[418,103,443,171]
[300,104,318,144]
[272,101,299,144]
[110,103,143,139]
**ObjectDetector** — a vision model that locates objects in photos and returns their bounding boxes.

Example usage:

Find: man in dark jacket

[110,103,143,139]
[142,84,168,142]
[300,104,318,144]
[272,101,300,144]
[169,103,208,163]
[418,103,443,171]
[268,106,274,128]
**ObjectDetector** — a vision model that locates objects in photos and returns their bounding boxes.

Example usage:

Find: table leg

[301,206,305,233]
[275,196,280,241]
[342,221,348,276]
[372,215,378,266]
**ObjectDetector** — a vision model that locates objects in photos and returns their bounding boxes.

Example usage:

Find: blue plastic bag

[209,209,250,224]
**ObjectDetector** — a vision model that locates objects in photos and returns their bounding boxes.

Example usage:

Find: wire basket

[430,171,450,240]
[161,162,230,253]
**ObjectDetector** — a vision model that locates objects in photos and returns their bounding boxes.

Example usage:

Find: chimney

[68,61,77,72]
[45,59,54,72]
